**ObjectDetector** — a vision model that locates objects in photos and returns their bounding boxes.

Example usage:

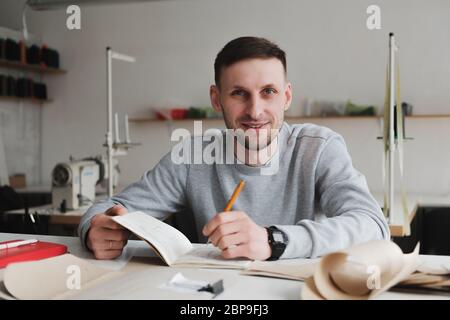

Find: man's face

[210,58,292,150]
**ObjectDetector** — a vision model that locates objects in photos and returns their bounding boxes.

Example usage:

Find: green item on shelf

[345,100,377,116]
[187,106,222,119]
[187,107,207,119]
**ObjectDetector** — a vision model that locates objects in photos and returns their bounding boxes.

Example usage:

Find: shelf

[0,96,52,104]
[130,115,450,123]
[0,59,66,74]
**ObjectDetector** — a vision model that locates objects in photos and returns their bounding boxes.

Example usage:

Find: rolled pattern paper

[302,240,421,300]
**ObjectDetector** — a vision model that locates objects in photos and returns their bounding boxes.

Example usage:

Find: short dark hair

[214,36,287,87]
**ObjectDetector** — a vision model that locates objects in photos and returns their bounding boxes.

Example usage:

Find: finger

[202,211,246,237]
[221,243,249,259]
[95,228,130,242]
[91,214,126,230]
[94,249,123,260]
[91,239,128,251]
[209,222,242,246]
[216,232,247,250]
[105,204,128,216]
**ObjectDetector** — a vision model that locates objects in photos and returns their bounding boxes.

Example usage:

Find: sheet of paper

[112,211,193,265]
[66,265,238,300]
[174,244,252,269]
[3,254,121,300]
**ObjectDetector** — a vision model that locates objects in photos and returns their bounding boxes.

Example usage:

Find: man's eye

[263,88,277,95]
[231,90,246,97]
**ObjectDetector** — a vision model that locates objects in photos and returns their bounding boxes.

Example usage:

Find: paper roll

[303,240,421,300]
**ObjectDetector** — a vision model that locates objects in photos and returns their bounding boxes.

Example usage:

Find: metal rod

[125,114,130,143]
[388,33,396,223]
[115,113,121,143]
[106,47,114,198]
[111,52,136,63]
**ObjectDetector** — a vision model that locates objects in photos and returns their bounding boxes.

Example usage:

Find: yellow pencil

[224,180,246,212]
[206,180,245,244]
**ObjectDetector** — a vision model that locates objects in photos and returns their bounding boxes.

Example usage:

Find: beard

[221,113,277,151]
[235,128,273,151]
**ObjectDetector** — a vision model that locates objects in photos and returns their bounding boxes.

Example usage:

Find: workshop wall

[1,0,449,194]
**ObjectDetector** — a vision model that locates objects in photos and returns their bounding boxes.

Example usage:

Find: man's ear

[210,85,222,113]
[284,82,293,111]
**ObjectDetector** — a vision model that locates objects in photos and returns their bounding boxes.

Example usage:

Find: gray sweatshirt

[78,122,389,259]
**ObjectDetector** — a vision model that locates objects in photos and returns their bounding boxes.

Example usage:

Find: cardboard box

[9,174,26,188]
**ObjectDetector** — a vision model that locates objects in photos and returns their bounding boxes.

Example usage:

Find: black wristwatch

[265,226,288,261]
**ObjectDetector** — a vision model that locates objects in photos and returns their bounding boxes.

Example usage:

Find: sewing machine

[51,157,119,210]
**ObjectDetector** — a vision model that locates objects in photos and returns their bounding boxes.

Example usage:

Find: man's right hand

[86,205,130,260]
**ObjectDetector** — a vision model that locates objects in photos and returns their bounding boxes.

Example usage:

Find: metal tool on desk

[22,206,44,234]
[163,272,224,298]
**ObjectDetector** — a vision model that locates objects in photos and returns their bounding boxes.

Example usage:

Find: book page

[241,260,318,280]
[173,244,252,269]
[112,211,193,266]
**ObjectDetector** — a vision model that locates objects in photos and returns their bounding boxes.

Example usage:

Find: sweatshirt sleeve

[275,134,390,259]
[78,151,188,248]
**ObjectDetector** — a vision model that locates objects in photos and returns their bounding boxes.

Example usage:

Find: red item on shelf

[155,108,188,120]
[170,108,188,119]
[0,239,68,268]
[155,112,165,120]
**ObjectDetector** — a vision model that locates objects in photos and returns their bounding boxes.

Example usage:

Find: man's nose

[246,96,264,119]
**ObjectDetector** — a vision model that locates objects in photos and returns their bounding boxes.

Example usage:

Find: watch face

[273,232,284,243]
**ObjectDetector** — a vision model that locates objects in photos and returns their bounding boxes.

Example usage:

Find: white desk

[0,233,449,300]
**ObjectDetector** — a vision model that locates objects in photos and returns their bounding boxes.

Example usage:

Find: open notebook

[112,211,252,269]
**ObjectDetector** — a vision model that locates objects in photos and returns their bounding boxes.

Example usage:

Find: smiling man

[79,36,389,261]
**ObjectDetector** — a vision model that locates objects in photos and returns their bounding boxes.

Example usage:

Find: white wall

[0,26,43,185]
[1,0,450,194]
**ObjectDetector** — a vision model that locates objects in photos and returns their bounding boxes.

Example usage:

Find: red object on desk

[0,239,68,268]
